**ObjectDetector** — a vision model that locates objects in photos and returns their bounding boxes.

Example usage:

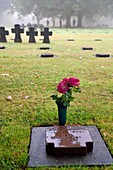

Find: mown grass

[0,28,113,170]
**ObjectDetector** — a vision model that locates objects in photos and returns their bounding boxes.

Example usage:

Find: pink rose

[57,79,69,94]
[68,77,80,87]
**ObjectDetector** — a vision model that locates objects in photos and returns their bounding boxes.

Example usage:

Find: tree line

[0,0,113,28]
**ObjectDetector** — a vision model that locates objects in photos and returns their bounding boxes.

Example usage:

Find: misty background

[0,0,113,28]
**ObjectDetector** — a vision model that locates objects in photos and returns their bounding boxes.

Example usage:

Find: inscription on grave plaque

[46,126,93,156]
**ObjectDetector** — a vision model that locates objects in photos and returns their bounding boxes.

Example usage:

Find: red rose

[68,77,80,87]
[57,79,69,94]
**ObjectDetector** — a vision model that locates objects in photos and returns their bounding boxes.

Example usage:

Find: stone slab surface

[28,126,113,167]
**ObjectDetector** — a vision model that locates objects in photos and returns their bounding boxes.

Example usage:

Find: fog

[0,11,37,26]
[1,11,113,28]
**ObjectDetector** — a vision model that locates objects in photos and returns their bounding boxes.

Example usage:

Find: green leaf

[50,94,58,100]
[63,102,70,107]
[74,87,81,93]
[69,97,74,101]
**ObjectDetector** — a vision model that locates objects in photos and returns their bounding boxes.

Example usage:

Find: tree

[54,0,113,27]
[11,0,64,25]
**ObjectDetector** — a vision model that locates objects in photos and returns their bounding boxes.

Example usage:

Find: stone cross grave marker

[46,126,93,156]
[0,27,9,42]
[26,27,38,43]
[11,24,24,42]
[41,27,52,43]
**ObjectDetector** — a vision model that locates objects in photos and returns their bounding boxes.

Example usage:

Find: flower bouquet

[51,77,81,125]
[51,77,81,107]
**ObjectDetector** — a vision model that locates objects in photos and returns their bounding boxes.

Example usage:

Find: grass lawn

[0,28,113,170]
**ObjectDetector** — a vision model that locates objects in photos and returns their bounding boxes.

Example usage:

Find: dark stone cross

[41,27,52,43]
[26,27,38,43]
[11,24,24,42]
[0,27,9,42]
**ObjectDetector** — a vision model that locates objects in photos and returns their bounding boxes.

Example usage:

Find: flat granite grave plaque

[96,54,110,58]
[28,126,113,167]
[39,47,50,50]
[82,47,93,50]
[67,39,75,41]
[0,46,5,49]
[94,39,102,41]
[40,53,54,58]
[46,126,93,156]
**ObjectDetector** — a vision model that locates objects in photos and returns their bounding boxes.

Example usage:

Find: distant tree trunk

[52,18,55,27]
[36,17,40,26]
[35,13,42,26]
[77,14,83,28]
[66,15,71,28]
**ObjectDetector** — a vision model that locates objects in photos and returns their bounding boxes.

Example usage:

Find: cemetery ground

[0,28,113,170]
